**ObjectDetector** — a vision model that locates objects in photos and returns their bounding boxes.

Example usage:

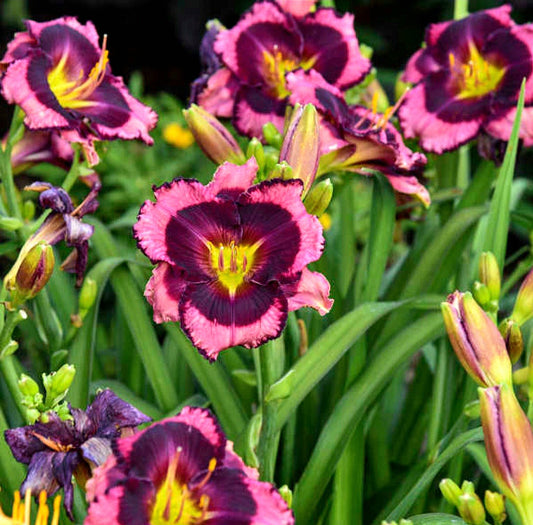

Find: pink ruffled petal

[224,441,259,479]
[175,407,226,451]
[385,174,431,207]
[485,105,533,147]
[402,47,441,84]
[276,0,316,17]
[298,8,371,89]
[207,157,258,199]
[398,82,482,153]
[283,267,333,315]
[179,281,288,360]
[25,17,101,50]
[196,67,239,119]
[144,263,187,324]
[241,477,295,525]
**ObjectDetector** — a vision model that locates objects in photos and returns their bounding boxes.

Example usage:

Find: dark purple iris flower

[5,179,100,290]
[4,389,151,520]
[0,17,158,165]
[398,5,533,154]
[287,69,430,206]
[85,407,294,525]
[192,0,370,140]
[133,157,332,360]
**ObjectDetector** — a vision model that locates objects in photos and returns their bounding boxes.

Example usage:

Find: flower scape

[1,2,533,525]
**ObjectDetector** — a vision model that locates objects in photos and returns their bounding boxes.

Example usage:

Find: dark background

[2,0,533,125]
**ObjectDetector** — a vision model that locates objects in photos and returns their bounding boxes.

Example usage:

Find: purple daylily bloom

[4,389,151,520]
[85,407,294,525]
[5,179,100,290]
[0,17,158,166]
[133,157,332,360]
[287,69,430,206]
[193,0,370,140]
[398,5,533,154]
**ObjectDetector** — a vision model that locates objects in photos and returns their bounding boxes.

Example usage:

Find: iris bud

[304,179,333,217]
[10,243,55,305]
[183,104,245,165]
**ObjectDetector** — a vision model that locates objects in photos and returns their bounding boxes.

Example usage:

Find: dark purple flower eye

[85,407,294,525]
[133,157,332,360]
[0,17,158,165]
[398,5,533,154]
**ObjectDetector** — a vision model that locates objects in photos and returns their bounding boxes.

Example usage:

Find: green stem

[61,147,81,192]
[0,403,25,492]
[0,356,26,421]
[0,309,27,356]
[427,339,449,452]
[453,0,469,19]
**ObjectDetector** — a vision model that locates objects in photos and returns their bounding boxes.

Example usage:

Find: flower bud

[10,243,55,305]
[439,478,462,507]
[484,491,506,523]
[278,485,292,508]
[18,374,40,397]
[457,493,486,525]
[78,277,97,319]
[511,268,533,326]
[183,104,245,165]
[479,385,533,510]
[279,103,319,196]
[441,291,512,387]
[304,178,333,217]
[479,252,501,303]
[262,122,283,148]
[0,217,23,231]
[44,364,76,408]
[472,281,491,307]
[269,161,293,180]
[461,480,476,495]
[499,318,524,364]
[246,137,265,172]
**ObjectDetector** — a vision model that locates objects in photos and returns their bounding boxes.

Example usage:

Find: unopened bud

[0,217,23,231]
[78,277,97,318]
[183,104,245,165]
[463,400,480,419]
[279,103,319,196]
[461,480,476,495]
[44,364,76,407]
[484,491,506,523]
[439,478,462,507]
[246,138,265,172]
[479,252,501,302]
[458,493,486,525]
[472,281,491,307]
[499,318,524,364]
[11,243,55,304]
[304,178,333,217]
[18,374,40,397]
[270,161,293,180]
[278,485,292,508]
[262,122,282,148]
[511,267,533,326]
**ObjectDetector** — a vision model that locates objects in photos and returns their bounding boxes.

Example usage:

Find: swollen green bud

[499,318,524,364]
[472,281,491,307]
[183,105,245,165]
[11,243,55,305]
[278,485,292,508]
[479,252,501,302]
[461,480,476,495]
[78,277,97,319]
[269,161,293,180]
[18,374,40,397]
[439,478,462,506]
[246,138,265,172]
[484,491,506,523]
[458,493,486,525]
[262,122,282,148]
[0,216,23,232]
[44,364,76,408]
[304,179,333,217]
[511,268,533,326]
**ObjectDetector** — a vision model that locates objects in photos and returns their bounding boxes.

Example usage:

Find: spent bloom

[192,0,370,139]
[399,5,533,154]
[4,179,100,290]
[4,389,150,520]
[287,69,430,205]
[441,291,513,387]
[0,17,157,165]
[85,406,294,525]
[479,385,533,521]
[134,157,332,360]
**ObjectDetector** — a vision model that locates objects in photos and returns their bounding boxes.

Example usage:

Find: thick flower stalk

[85,407,294,524]
[441,291,513,387]
[0,17,158,165]
[479,385,533,524]
[192,0,370,139]
[399,5,533,154]
[4,389,150,519]
[134,157,332,360]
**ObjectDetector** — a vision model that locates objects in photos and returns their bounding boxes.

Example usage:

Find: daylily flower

[4,129,73,174]
[442,291,513,387]
[4,389,150,520]
[85,407,294,525]
[193,1,370,139]
[398,5,533,154]
[133,157,332,360]
[4,179,100,289]
[287,69,430,205]
[0,17,158,165]
[276,0,317,17]
[479,385,533,522]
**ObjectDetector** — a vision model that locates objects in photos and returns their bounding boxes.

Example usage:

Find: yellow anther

[449,52,456,69]
[371,91,379,116]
